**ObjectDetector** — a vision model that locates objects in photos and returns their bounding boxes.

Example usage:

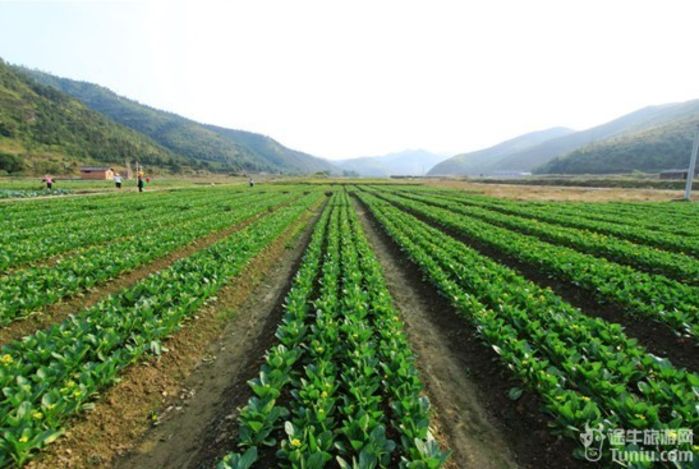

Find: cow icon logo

[580,422,606,462]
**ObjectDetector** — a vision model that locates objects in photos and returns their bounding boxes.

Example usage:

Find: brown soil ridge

[0,197,297,348]
[27,198,324,469]
[116,204,322,469]
[353,195,585,469]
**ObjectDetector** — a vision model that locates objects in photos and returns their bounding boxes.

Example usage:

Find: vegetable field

[0,183,697,468]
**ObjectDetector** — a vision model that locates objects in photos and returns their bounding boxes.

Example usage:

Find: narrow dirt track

[352,199,517,469]
[111,203,323,469]
[353,196,587,469]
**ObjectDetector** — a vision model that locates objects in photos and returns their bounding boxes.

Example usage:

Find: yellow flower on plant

[291,438,302,448]
[32,411,43,420]
[19,436,29,443]
[1,354,13,365]
[321,391,328,399]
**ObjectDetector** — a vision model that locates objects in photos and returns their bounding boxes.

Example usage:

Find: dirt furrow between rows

[27,199,324,469]
[353,196,584,469]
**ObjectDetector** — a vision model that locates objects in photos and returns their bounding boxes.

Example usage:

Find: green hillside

[202,125,335,174]
[0,59,182,175]
[19,67,336,174]
[431,100,699,176]
[537,113,699,174]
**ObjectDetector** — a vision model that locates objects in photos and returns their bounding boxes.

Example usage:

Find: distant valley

[334,149,449,177]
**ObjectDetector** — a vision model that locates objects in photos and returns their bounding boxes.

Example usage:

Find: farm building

[80,167,115,180]
[659,168,699,180]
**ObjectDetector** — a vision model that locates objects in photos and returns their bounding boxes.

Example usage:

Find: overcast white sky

[1,0,699,159]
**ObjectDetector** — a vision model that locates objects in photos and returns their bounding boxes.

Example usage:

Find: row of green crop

[520,201,699,238]
[0,189,72,200]
[390,185,698,238]
[0,185,263,233]
[0,188,217,240]
[372,189,699,341]
[0,190,253,271]
[0,191,322,466]
[0,192,294,326]
[356,190,699,467]
[387,190,699,286]
[538,197,699,220]
[407,185,699,228]
[1,190,152,226]
[0,186,261,236]
[403,188,699,258]
[219,192,447,469]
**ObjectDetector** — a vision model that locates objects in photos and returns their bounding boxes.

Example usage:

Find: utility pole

[684,126,699,201]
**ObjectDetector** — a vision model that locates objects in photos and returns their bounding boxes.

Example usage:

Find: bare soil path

[111,203,322,469]
[353,197,585,469]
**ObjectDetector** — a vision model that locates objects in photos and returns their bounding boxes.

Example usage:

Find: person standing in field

[137,175,145,192]
[42,175,53,190]
[114,173,123,189]
[249,177,255,187]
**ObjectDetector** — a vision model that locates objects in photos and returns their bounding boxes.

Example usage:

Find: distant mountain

[428,127,573,176]
[335,149,448,177]
[430,100,699,176]
[0,58,182,175]
[18,66,336,174]
[499,101,699,174]
[537,102,699,174]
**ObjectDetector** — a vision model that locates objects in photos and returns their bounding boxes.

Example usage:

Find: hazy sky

[1,0,699,159]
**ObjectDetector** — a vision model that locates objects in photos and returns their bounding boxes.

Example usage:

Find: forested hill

[537,102,699,174]
[0,59,182,175]
[18,66,337,174]
[429,100,699,176]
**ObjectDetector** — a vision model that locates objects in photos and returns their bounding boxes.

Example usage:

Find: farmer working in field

[42,175,53,190]
[137,175,145,192]
[114,173,123,189]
